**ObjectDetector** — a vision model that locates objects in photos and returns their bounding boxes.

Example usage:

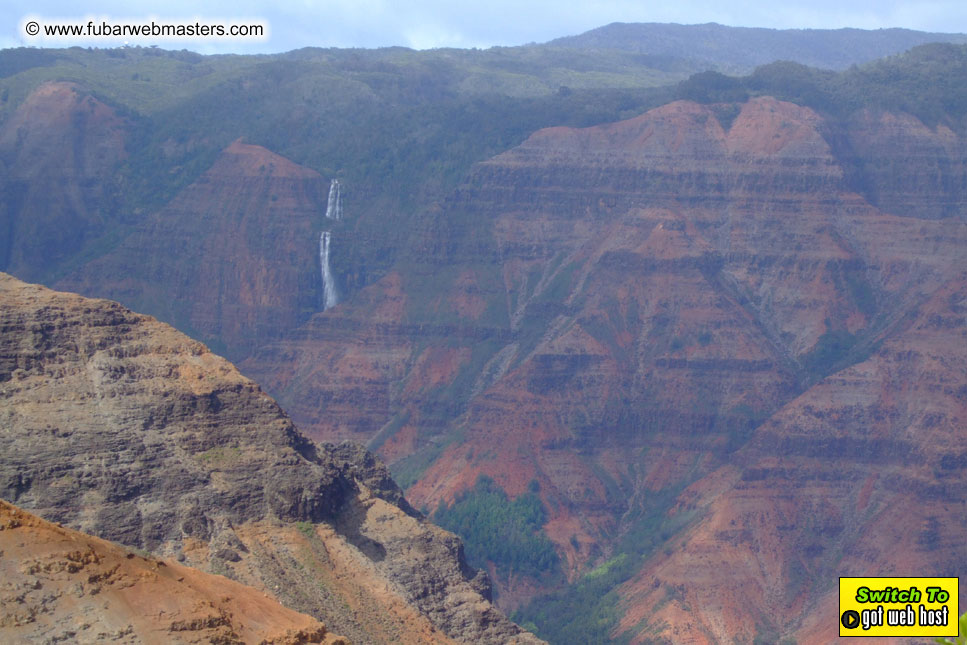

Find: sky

[4,0,967,54]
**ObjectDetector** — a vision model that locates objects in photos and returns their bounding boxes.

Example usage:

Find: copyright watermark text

[20,15,268,45]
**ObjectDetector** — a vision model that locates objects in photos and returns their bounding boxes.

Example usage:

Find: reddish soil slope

[0,499,344,644]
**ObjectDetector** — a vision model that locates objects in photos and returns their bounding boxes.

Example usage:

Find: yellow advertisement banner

[839,577,959,637]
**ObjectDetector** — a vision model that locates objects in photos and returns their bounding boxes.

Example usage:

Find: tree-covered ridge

[678,42,967,129]
[550,22,967,73]
[433,476,560,579]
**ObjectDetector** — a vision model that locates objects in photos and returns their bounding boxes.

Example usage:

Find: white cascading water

[320,231,339,310]
[325,179,342,220]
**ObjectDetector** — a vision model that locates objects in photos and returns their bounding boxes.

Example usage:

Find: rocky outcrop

[0,273,542,644]
[0,82,127,281]
[0,499,345,645]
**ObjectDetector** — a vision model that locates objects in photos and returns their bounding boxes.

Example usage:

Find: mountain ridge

[237,94,966,641]
[0,272,542,644]
[547,21,967,72]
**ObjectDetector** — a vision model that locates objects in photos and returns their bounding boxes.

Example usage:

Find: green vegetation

[295,521,315,539]
[675,43,967,131]
[839,265,878,318]
[433,475,559,579]
[584,553,628,580]
[389,440,447,491]
[195,445,241,466]
[5,41,966,298]
[752,620,796,645]
[678,70,750,104]
[801,327,858,378]
[935,611,967,644]
[0,44,675,292]
[514,481,701,644]
[550,22,967,73]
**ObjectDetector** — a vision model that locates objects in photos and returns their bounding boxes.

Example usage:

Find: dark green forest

[433,476,560,578]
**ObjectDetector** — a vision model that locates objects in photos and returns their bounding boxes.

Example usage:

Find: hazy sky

[4,0,967,54]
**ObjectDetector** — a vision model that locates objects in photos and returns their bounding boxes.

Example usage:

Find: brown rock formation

[0,273,542,645]
[0,499,345,645]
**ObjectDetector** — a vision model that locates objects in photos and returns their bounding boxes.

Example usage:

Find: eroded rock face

[246,97,964,493]
[615,276,967,644]
[841,108,967,220]
[0,273,542,645]
[239,97,966,636]
[0,500,345,645]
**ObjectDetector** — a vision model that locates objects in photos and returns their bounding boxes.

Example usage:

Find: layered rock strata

[0,273,541,645]
[240,97,966,638]
[614,275,967,643]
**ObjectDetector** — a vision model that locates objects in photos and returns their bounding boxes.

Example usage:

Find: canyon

[1,36,965,643]
[237,95,967,642]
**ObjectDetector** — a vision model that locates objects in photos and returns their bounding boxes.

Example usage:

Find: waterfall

[320,178,342,309]
[325,179,342,220]
[320,231,339,310]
